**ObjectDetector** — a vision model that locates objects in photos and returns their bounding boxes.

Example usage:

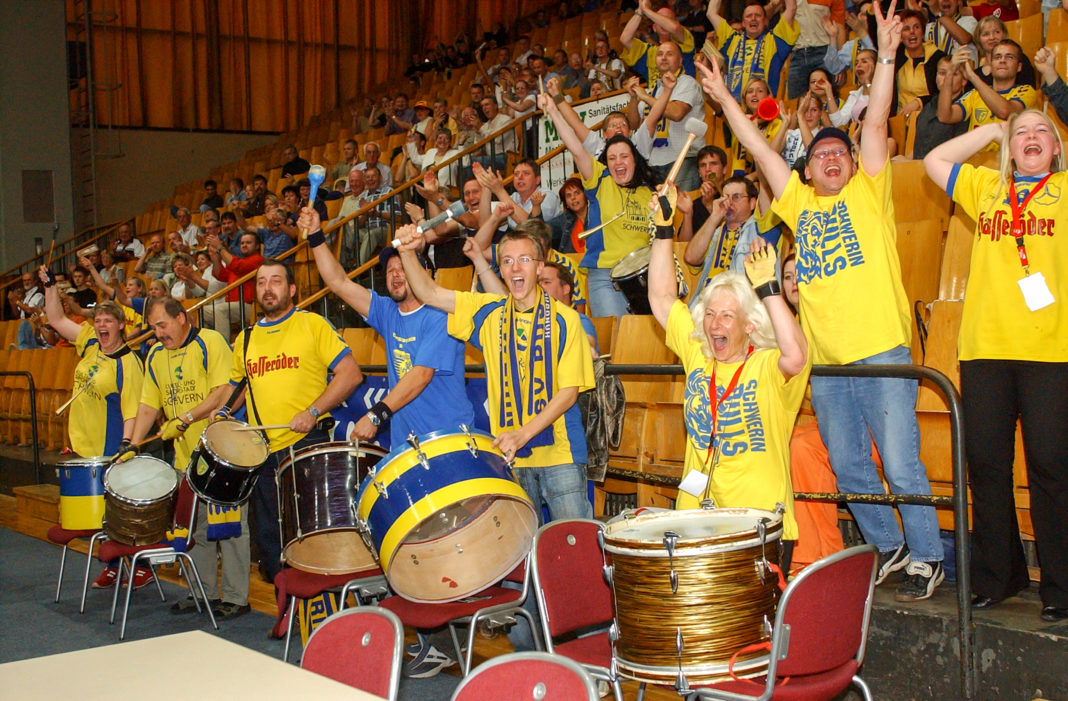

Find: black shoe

[171,596,220,614]
[212,601,251,620]
[971,595,1003,610]
[1040,606,1068,622]
[875,544,910,585]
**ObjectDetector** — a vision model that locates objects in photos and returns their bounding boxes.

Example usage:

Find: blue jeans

[508,463,592,651]
[787,45,830,100]
[586,267,630,318]
[809,345,944,563]
[17,320,45,349]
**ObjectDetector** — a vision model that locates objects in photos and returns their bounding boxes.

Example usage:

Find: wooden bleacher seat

[938,214,974,301]
[1048,10,1068,44]
[590,316,617,358]
[895,219,944,309]
[1018,0,1041,17]
[916,300,963,412]
[890,159,952,230]
[343,327,377,366]
[434,267,474,293]
[1004,13,1043,63]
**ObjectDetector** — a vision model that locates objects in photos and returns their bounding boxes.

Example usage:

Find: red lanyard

[1008,174,1052,271]
[706,345,753,466]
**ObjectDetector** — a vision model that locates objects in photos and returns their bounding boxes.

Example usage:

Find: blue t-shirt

[259,227,294,261]
[365,292,474,445]
[578,312,599,355]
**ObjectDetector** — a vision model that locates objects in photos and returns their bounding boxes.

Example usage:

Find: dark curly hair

[598,134,658,190]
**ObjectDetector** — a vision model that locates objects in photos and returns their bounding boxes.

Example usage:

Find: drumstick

[655,118,709,218]
[232,424,290,431]
[55,369,98,415]
[577,211,626,240]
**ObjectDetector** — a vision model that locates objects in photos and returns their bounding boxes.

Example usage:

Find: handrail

[0,371,40,484]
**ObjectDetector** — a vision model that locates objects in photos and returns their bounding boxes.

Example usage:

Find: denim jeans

[17,320,45,349]
[787,46,831,100]
[809,345,944,562]
[586,267,631,318]
[508,463,592,652]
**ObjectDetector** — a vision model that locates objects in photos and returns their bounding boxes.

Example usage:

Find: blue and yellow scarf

[498,291,556,458]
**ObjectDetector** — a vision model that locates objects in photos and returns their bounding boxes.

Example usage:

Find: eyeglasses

[500,256,541,266]
[810,147,849,161]
[724,193,751,202]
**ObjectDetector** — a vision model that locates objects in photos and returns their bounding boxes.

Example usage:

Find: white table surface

[0,631,386,700]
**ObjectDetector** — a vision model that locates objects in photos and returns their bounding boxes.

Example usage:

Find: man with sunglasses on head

[698,0,945,602]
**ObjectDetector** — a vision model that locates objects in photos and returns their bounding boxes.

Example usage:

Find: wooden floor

[0,493,677,699]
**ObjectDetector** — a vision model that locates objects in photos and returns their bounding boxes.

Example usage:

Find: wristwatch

[366,411,382,427]
[307,406,322,420]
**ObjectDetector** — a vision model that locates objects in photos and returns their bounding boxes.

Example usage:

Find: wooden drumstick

[576,210,625,240]
[655,117,709,217]
[232,423,290,431]
[55,371,98,415]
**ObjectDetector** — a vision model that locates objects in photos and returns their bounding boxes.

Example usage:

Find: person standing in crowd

[698,0,946,601]
[924,112,1068,622]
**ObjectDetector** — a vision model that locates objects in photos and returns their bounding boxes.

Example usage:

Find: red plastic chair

[98,476,218,639]
[47,525,105,613]
[301,606,403,701]
[530,519,623,701]
[451,651,600,701]
[274,566,389,662]
[377,559,540,675]
[687,544,879,701]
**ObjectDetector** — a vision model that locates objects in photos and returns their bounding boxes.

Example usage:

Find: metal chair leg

[54,544,69,603]
[80,533,105,614]
[109,557,126,624]
[178,553,217,630]
[282,596,297,662]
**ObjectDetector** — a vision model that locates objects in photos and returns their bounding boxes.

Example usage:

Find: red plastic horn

[756,97,780,122]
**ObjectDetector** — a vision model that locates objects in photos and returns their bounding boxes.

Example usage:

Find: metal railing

[0,371,40,485]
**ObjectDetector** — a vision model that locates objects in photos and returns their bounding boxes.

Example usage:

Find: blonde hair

[688,271,777,360]
[995,109,1066,198]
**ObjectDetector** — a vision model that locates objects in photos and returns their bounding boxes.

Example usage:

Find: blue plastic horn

[307,164,326,207]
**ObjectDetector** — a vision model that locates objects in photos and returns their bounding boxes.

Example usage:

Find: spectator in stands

[354,166,396,265]
[12,272,43,341]
[894,9,944,116]
[207,231,263,327]
[708,0,800,100]
[98,250,124,286]
[924,0,976,55]
[239,207,297,262]
[245,174,271,216]
[65,266,99,316]
[191,248,230,335]
[332,167,366,267]
[397,129,428,184]
[331,139,360,189]
[216,212,243,258]
[135,234,174,282]
[546,77,640,160]
[541,260,598,357]
[560,52,592,96]
[201,179,224,212]
[280,144,310,181]
[224,177,247,208]
[498,157,563,227]
[477,96,516,171]
[456,106,484,151]
[679,0,714,49]
[514,35,534,66]
[699,3,947,601]
[411,100,434,135]
[501,78,537,120]
[821,2,875,78]
[1035,45,1068,124]
[648,198,808,567]
[426,98,460,144]
[924,110,1068,623]
[936,40,1038,149]
[775,92,829,168]
[912,55,969,159]
[620,0,697,83]
[632,41,707,190]
[587,39,625,91]
[356,141,394,190]
[168,230,193,257]
[541,92,659,317]
[406,129,462,191]
[486,47,513,83]
[469,82,487,113]
[684,174,782,305]
[830,49,876,127]
[169,253,205,301]
[384,93,418,135]
[529,55,560,85]
[111,222,144,262]
[787,0,845,99]
[173,207,202,248]
[683,145,728,236]
[973,16,1036,87]
[296,178,330,222]
[549,177,591,254]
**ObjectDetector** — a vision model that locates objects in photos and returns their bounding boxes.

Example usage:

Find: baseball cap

[806,127,854,163]
[413,100,431,111]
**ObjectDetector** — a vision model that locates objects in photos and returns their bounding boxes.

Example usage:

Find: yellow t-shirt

[619,29,696,85]
[716,18,801,100]
[956,85,1039,151]
[948,164,1068,361]
[70,324,144,457]
[142,328,233,469]
[579,160,654,270]
[231,308,352,452]
[448,291,594,469]
[665,301,808,539]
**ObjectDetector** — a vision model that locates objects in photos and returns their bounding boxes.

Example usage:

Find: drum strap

[241,327,261,425]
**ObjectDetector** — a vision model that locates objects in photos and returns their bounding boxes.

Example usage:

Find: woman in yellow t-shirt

[924,111,1068,622]
[646,199,810,570]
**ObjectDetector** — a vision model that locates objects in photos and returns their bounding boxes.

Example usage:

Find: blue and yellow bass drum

[58,457,108,529]
[356,427,538,603]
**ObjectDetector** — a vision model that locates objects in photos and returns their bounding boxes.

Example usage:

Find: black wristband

[369,401,393,424]
[43,270,56,288]
[754,279,782,300]
[654,224,675,240]
[307,230,326,248]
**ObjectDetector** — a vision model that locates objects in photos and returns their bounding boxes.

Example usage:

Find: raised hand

[873,0,901,55]
[696,59,733,107]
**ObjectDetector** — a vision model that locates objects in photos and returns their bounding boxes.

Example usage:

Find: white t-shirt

[645,72,707,167]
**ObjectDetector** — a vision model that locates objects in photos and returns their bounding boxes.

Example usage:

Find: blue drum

[356,427,538,603]
[58,457,108,530]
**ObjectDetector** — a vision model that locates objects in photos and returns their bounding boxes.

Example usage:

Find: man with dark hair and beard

[300,207,473,446]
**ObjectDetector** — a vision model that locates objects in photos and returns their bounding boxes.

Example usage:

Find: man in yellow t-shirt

[619,0,697,84]
[937,40,1038,151]
[130,297,251,619]
[223,259,363,584]
[698,7,946,602]
[708,0,801,100]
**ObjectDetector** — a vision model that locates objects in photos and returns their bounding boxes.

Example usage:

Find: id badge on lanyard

[1009,176,1055,311]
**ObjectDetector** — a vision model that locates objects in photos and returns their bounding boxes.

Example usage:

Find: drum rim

[59,456,111,468]
[614,651,770,678]
[277,440,389,471]
[609,245,652,281]
[103,458,179,506]
[200,418,271,468]
[377,428,496,465]
[604,507,783,539]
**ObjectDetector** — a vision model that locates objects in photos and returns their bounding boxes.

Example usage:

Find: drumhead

[604,508,781,551]
[104,457,178,503]
[202,420,270,468]
[610,246,651,280]
[59,457,110,469]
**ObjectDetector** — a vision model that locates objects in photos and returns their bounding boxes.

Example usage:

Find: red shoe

[91,567,119,589]
[130,567,154,589]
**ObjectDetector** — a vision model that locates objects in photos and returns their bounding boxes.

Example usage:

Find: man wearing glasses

[697,2,946,602]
